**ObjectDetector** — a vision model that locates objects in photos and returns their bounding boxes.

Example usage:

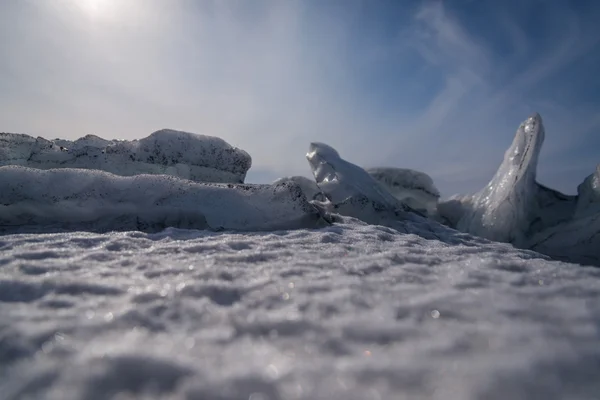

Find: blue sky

[1,0,599,196]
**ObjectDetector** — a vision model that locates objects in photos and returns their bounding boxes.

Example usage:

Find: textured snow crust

[0,166,326,233]
[2,221,600,400]
[0,130,252,183]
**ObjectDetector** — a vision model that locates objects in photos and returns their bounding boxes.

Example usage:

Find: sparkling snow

[1,220,600,399]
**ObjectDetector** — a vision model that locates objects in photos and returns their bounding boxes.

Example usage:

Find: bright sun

[76,0,114,17]
[85,0,105,13]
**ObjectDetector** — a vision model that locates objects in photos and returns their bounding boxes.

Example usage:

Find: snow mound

[368,167,440,216]
[0,130,252,183]
[1,223,599,399]
[0,166,327,233]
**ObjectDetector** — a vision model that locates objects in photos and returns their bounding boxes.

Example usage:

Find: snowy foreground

[2,221,600,400]
[1,114,600,399]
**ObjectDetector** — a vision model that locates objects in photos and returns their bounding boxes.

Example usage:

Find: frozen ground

[2,219,600,400]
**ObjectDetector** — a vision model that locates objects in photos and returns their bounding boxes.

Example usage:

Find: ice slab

[527,212,600,266]
[527,165,600,266]
[436,194,474,228]
[0,166,327,233]
[0,129,252,183]
[368,167,440,216]
[272,176,326,201]
[575,164,600,217]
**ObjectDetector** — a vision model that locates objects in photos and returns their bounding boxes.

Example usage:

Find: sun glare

[88,0,102,12]
[75,0,116,19]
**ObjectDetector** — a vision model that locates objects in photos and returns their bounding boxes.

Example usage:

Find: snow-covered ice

[306,142,423,226]
[575,165,600,216]
[2,220,600,400]
[0,130,252,183]
[272,176,326,201]
[368,167,440,217]
[525,209,600,266]
[0,166,326,233]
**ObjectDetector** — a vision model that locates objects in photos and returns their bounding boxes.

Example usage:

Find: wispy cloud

[380,1,600,195]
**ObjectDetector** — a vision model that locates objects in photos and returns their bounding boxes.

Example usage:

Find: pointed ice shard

[442,113,597,265]
[456,113,546,245]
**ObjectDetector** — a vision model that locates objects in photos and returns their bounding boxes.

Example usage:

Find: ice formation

[449,114,580,246]
[433,194,472,227]
[0,114,598,266]
[526,211,600,266]
[272,175,326,201]
[0,166,327,233]
[305,142,418,224]
[433,114,599,266]
[368,167,440,216]
[453,113,545,245]
[0,130,252,183]
[525,165,600,265]
[575,164,600,216]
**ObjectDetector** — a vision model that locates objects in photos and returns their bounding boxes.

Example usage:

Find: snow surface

[0,130,252,183]
[2,219,600,400]
[0,166,326,233]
